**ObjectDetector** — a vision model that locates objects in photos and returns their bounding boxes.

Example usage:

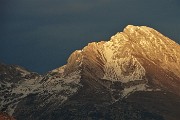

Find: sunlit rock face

[123,25,180,95]
[63,25,180,96]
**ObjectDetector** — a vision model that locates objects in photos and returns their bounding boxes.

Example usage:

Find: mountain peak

[110,25,157,44]
[123,25,151,33]
[124,24,139,31]
[63,25,180,95]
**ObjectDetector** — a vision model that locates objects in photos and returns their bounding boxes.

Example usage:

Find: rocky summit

[0,25,180,120]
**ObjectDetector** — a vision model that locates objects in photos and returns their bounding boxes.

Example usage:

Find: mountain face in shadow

[1,25,180,120]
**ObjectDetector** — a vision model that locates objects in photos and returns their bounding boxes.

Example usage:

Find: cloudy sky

[1,0,180,73]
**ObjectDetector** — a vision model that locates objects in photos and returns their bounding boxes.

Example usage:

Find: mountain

[0,25,180,120]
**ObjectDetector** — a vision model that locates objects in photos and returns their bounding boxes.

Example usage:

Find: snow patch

[103,55,146,83]
[122,84,147,97]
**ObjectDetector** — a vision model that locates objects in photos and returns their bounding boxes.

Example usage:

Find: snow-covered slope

[0,64,42,115]
[0,63,82,116]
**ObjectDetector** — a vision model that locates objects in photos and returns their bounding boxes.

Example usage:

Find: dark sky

[1,0,180,73]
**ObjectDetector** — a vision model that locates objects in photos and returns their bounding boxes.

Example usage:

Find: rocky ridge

[62,25,180,96]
